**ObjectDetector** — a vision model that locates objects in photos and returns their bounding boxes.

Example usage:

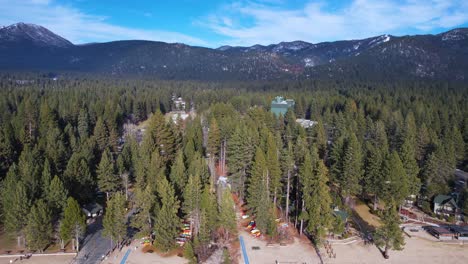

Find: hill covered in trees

[0,76,467,259]
[1,23,468,81]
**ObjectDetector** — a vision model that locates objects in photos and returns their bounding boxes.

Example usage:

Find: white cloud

[201,0,468,46]
[0,0,208,46]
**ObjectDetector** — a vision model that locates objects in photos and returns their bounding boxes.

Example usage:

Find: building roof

[434,194,458,208]
[426,226,454,235]
[82,202,103,215]
[333,210,348,222]
[271,96,295,116]
[449,225,468,235]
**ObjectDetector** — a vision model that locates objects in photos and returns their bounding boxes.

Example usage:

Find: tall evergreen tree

[266,132,281,206]
[141,111,176,162]
[25,199,52,253]
[170,150,187,194]
[305,154,333,237]
[77,108,90,141]
[399,138,421,197]
[154,177,180,251]
[207,117,221,160]
[341,133,364,198]
[374,206,405,259]
[131,185,156,236]
[45,175,68,216]
[103,192,127,248]
[218,189,237,240]
[183,174,202,235]
[97,148,120,200]
[382,151,409,206]
[3,178,30,246]
[60,197,86,251]
[94,117,109,152]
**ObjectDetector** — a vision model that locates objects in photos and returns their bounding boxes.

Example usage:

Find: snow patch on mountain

[0,22,72,47]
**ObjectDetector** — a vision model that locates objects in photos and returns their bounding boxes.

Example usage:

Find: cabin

[433,194,458,216]
[271,96,295,116]
[82,202,103,218]
[425,226,455,240]
[296,118,317,128]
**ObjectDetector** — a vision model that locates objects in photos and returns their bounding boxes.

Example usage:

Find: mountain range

[1,22,468,81]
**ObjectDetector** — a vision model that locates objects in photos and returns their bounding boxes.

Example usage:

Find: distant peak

[0,22,73,47]
[217,45,232,51]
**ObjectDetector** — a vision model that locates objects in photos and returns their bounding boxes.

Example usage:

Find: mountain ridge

[1,22,467,81]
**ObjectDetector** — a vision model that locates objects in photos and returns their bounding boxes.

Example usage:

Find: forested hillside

[0,75,467,260]
[1,23,468,81]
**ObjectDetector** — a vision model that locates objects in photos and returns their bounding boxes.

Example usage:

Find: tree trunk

[373,194,378,211]
[72,238,76,251]
[17,236,21,247]
[60,239,65,250]
[76,233,80,251]
[300,200,305,235]
[274,190,277,209]
[286,169,291,222]
[384,244,389,259]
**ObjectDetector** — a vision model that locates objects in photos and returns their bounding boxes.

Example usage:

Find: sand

[325,234,468,264]
[0,255,75,264]
[238,230,320,264]
[101,241,188,264]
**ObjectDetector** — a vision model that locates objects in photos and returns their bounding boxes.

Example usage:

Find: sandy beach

[326,234,468,264]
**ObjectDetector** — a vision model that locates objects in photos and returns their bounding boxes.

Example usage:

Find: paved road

[73,217,111,264]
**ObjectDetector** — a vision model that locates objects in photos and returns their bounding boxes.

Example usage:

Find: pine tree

[97,148,120,200]
[141,111,176,162]
[187,151,210,185]
[218,189,237,240]
[374,207,405,259]
[227,124,254,200]
[170,150,187,194]
[450,126,465,165]
[25,199,52,253]
[103,192,127,248]
[341,133,364,197]
[184,241,197,264]
[77,108,90,141]
[183,174,202,235]
[94,117,109,152]
[41,159,52,196]
[131,185,155,236]
[246,148,268,215]
[60,197,86,251]
[45,175,68,216]
[3,178,30,246]
[329,135,345,182]
[266,132,281,206]
[301,149,333,238]
[207,117,221,160]
[363,143,385,210]
[280,142,295,222]
[154,177,180,251]
[0,123,17,176]
[382,151,409,206]
[18,145,42,200]
[314,121,327,159]
[63,152,94,203]
[200,184,218,240]
[399,137,421,197]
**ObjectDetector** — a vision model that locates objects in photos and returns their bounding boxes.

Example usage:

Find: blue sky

[1,0,468,47]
